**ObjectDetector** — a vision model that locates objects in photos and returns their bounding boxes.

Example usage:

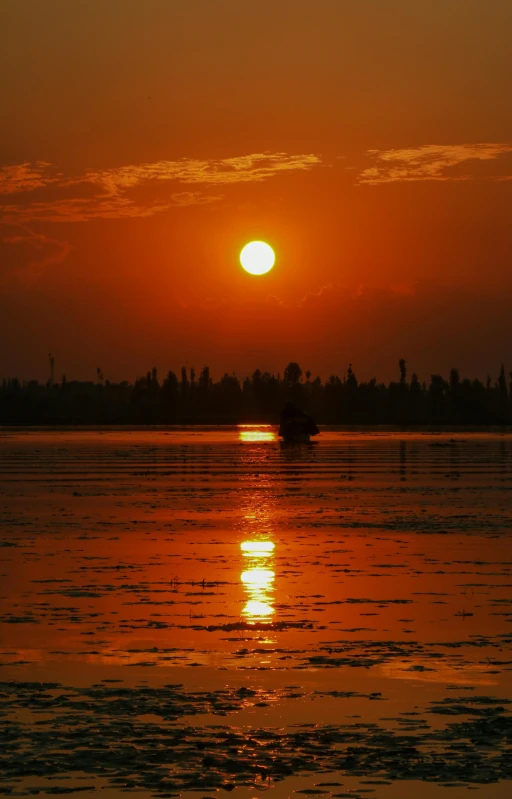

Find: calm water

[1,427,511,799]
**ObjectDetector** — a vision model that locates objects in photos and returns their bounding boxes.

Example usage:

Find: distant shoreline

[1,423,511,433]
[2,361,511,426]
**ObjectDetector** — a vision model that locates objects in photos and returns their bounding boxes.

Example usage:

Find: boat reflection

[240,540,275,623]
[238,425,277,443]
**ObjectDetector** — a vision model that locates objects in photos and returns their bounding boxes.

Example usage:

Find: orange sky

[1,0,512,383]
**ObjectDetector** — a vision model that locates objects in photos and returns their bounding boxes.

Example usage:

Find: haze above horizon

[1,0,511,382]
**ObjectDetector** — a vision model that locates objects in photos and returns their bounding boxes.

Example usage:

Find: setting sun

[240,241,275,275]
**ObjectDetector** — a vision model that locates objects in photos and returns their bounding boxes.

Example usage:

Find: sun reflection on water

[238,425,277,443]
[241,540,275,554]
[240,540,276,623]
[241,568,275,585]
[243,599,274,618]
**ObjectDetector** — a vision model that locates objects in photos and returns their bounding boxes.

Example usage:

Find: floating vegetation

[0,683,511,794]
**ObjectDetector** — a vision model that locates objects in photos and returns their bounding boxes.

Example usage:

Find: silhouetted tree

[428,374,449,422]
[396,359,408,422]
[284,361,302,386]
[180,367,189,417]
[198,366,210,417]
[324,375,342,423]
[449,367,461,422]
[344,364,358,421]
[283,361,302,404]
[161,370,179,422]
[48,353,55,387]
[409,372,422,422]
[214,373,242,419]
[498,364,508,423]
[1,360,511,425]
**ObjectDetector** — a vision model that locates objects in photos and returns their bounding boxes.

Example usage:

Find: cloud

[197,282,417,316]
[169,191,223,207]
[299,282,341,308]
[1,152,320,223]
[0,223,72,284]
[359,143,512,184]
[299,281,416,309]
[2,192,223,224]
[0,162,56,194]
[83,152,320,190]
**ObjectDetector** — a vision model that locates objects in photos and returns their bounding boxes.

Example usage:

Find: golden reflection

[244,600,273,618]
[241,540,275,554]
[240,539,276,623]
[238,425,277,443]
[241,568,275,585]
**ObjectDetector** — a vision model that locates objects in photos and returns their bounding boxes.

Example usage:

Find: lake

[1,427,511,799]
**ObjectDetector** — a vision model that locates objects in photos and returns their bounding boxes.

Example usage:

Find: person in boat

[279,401,319,441]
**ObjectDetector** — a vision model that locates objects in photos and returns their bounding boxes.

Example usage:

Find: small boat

[278,402,319,443]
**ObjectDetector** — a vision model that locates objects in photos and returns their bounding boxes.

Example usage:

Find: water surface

[1,427,511,798]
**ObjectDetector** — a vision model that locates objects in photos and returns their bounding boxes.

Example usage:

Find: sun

[240,241,275,275]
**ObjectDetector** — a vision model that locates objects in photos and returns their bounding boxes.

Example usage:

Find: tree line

[1,360,511,425]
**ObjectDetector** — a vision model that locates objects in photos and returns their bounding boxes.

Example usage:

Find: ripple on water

[1,428,511,797]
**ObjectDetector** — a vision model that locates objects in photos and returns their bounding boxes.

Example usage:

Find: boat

[278,402,319,443]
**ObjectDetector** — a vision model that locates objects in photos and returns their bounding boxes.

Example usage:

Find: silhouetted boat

[278,402,319,443]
